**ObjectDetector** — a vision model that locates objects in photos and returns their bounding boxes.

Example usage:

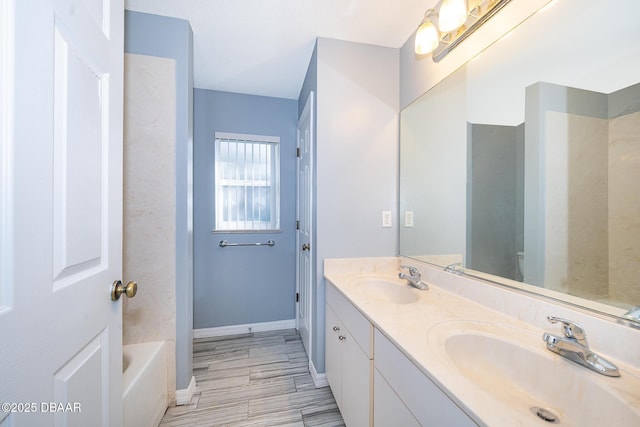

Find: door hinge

[296,220,300,230]
[296,292,300,302]
[296,147,301,157]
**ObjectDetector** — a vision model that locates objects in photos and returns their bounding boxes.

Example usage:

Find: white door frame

[296,91,314,368]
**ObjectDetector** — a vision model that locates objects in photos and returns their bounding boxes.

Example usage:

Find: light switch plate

[382,211,392,228]
[405,211,414,227]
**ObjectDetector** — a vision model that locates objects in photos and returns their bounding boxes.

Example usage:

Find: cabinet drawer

[374,329,476,426]
[326,281,373,358]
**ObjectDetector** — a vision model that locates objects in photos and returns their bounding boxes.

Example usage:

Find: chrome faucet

[624,306,640,322]
[399,265,428,290]
[542,316,620,377]
[444,262,464,275]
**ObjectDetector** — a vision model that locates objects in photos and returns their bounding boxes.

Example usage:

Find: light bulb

[414,20,439,55]
[439,0,468,33]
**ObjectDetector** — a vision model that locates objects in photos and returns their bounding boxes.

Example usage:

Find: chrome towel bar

[219,240,275,248]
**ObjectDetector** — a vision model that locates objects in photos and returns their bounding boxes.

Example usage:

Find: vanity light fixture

[414,0,513,62]
[415,9,439,55]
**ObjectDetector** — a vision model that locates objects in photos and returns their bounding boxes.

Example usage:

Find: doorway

[296,91,314,365]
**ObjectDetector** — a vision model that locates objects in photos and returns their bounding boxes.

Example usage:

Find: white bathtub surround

[609,110,640,304]
[123,53,178,405]
[123,342,168,427]
[324,257,640,426]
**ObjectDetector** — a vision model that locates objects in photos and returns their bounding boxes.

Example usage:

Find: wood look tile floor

[160,329,345,427]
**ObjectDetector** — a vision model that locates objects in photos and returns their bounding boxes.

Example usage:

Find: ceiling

[124,0,430,100]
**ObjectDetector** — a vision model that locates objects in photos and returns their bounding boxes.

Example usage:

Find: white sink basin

[428,321,640,426]
[353,276,419,304]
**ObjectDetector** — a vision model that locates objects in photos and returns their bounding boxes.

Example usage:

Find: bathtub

[123,341,168,427]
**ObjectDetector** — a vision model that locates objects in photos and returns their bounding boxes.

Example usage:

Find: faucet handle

[624,306,640,321]
[400,265,419,276]
[444,263,464,274]
[546,316,587,343]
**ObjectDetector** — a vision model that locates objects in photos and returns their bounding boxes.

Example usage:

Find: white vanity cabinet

[373,329,476,426]
[325,282,373,427]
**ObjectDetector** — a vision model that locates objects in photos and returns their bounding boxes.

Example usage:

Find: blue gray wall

[193,89,298,328]
[125,10,194,390]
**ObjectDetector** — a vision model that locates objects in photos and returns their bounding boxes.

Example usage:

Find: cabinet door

[342,328,372,427]
[325,304,342,407]
[374,370,420,427]
[374,329,475,426]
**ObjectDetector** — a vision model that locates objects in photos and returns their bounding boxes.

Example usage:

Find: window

[214,132,280,231]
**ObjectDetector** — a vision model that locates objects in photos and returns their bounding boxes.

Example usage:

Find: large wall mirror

[400,0,640,322]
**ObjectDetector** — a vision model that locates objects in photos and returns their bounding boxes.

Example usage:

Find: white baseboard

[175,376,196,406]
[310,360,328,388]
[194,319,296,338]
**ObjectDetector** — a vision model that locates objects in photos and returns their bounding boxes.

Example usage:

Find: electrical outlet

[405,211,414,227]
[382,211,392,228]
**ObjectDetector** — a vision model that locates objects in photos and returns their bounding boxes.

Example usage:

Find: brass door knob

[111,280,138,301]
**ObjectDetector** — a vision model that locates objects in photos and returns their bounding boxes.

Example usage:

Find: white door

[296,91,314,363]
[0,0,125,426]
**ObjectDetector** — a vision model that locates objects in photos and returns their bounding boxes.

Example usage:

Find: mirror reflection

[400,0,640,316]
